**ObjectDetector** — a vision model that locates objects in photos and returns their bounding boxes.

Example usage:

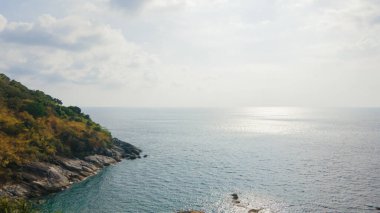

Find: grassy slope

[0,73,112,180]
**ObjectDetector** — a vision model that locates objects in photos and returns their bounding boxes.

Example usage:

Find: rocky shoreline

[0,138,142,199]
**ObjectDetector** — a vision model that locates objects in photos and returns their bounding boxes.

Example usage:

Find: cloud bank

[0,14,157,85]
[0,0,380,107]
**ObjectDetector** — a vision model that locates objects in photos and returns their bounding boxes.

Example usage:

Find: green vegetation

[0,73,112,179]
[0,196,36,213]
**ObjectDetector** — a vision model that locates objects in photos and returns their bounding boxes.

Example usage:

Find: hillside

[0,73,113,177]
[0,73,141,199]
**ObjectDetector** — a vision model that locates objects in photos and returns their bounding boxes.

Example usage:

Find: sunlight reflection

[221,107,313,135]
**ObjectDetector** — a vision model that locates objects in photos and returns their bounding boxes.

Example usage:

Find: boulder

[1,184,30,197]
[24,162,71,192]
[84,155,117,167]
[112,138,142,157]
[54,156,84,172]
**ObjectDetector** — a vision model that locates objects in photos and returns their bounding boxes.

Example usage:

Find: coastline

[0,138,142,199]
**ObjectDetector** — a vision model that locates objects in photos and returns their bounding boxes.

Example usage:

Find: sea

[40,107,380,212]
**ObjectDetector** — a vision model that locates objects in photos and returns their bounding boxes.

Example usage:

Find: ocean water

[40,108,380,212]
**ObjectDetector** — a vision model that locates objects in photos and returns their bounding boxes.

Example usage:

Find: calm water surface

[41,108,380,212]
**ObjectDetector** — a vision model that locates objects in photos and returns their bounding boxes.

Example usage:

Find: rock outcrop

[0,138,141,198]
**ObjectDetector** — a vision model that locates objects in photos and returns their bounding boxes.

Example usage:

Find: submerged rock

[231,193,239,200]
[248,209,263,213]
[367,205,380,210]
[177,211,204,213]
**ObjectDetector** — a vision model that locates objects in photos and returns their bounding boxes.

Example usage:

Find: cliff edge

[0,73,142,199]
[0,138,141,198]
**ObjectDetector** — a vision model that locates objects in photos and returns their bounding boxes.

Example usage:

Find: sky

[0,0,380,107]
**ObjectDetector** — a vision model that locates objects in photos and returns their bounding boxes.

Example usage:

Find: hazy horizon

[1,0,380,107]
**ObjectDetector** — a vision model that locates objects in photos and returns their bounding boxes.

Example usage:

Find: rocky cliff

[0,138,141,198]
[0,73,144,199]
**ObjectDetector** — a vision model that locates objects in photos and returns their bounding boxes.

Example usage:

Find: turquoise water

[40,108,380,212]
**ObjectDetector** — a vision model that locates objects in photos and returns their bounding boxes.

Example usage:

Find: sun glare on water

[219,107,313,135]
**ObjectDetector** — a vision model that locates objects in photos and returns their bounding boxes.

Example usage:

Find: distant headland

[0,73,142,210]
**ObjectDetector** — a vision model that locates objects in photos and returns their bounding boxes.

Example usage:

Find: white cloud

[1,0,380,106]
[109,0,227,14]
[0,14,6,32]
[0,14,158,85]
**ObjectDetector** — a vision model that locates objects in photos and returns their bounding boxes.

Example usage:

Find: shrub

[94,126,101,131]
[68,106,81,114]
[23,101,47,118]
[0,196,36,213]
[53,98,63,105]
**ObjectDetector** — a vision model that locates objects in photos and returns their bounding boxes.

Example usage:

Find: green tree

[24,101,47,117]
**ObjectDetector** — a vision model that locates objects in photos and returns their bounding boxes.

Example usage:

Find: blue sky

[0,0,380,107]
